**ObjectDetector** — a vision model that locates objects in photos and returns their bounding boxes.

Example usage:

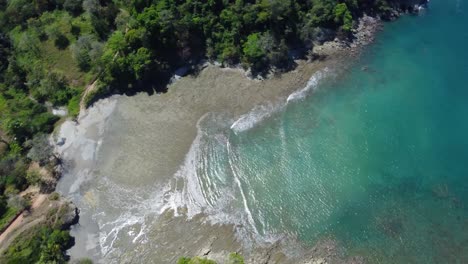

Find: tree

[84,0,119,39]
[26,170,41,186]
[82,0,99,14]
[242,33,270,73]
[71,35,103,71]
[308,0,335,27]
[128,47,153,79]
[34,71,72,105]
[3,95,58,142]
[4,0,37,26]
[1,227,72,263]
[334,3,353,32]
[64,0,84,16]
[243,33,266,63]
[0,157,28,192]
[38,229,72,263]
[268,40,289,69]
[7,195,28,210]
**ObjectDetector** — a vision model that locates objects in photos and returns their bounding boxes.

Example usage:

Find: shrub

[67,93,81,118]
[25,133,53,166]
[334,3,353,32]
[7,195,28,210]
[71,35,103,71]
[1,227,72,263]
[26,170,41,186]
[228,252,245,264]
[74,258,94,264]
[177,257,217,264]
[33,71,75,106]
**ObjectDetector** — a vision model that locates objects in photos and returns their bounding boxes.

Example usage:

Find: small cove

[58,0,468,262]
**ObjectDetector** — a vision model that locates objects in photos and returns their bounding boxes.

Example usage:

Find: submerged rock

[56,137,66,146]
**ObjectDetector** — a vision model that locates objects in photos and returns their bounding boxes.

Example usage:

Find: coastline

[55,15,384,263]
[0,0,434,261]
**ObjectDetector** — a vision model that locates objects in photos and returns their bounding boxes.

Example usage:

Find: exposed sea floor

[58,0,468,263]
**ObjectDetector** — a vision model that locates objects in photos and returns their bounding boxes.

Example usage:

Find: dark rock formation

[60,202,80,230]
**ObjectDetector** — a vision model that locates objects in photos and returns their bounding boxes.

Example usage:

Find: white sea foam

[229,69,331,134]
[145,113,272,248]
[226,140,259,236]
[287,68,330,103]
[95,177,168,257]
[230,103,283,134]
[156,69,337,246]
[65,68,337,259]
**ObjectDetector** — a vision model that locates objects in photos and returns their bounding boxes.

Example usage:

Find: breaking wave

[94,69,335,258]
[229,68,332,134]
[230,103,283,134]
[287,68,330,102]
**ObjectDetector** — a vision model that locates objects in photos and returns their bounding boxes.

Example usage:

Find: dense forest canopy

[0,0,422,262]
[0,0,420,142]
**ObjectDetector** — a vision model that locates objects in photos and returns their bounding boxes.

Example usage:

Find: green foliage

[177,256,217,264]
[49,192,60,201]
[6,142,22,157]
[67,93,81,118]
[177,257,191,264]
[1,227,72,264]
[25,133,53,166]
[334,3,353,32]
[375,0,393,14]
[74,258,94,264]
[7,195,28,211]
[1,93,59,142]
[33,71,76,106]
[26,170,41,186]
[228,252,245,264]
[64,0,84,16]
[177,253,244,264]
[0,2,128,262]
[4,0,39,27]
[71,35,103,71]
[243,33,266,63]
[0,157,29,193]
[307,0,336,27]
[0,206,19,232]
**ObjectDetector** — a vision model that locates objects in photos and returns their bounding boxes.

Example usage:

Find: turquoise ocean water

[189,0,468,262]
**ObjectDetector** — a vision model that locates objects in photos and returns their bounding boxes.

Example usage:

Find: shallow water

[170,1,468,262]
[59,0,468,262]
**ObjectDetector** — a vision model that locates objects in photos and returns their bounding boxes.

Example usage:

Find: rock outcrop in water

[382,0,429,20]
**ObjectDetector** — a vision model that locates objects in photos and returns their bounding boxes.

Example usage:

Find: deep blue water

[193,0,468,262]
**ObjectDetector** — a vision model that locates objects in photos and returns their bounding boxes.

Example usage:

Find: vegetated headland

[0,0,427,263]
